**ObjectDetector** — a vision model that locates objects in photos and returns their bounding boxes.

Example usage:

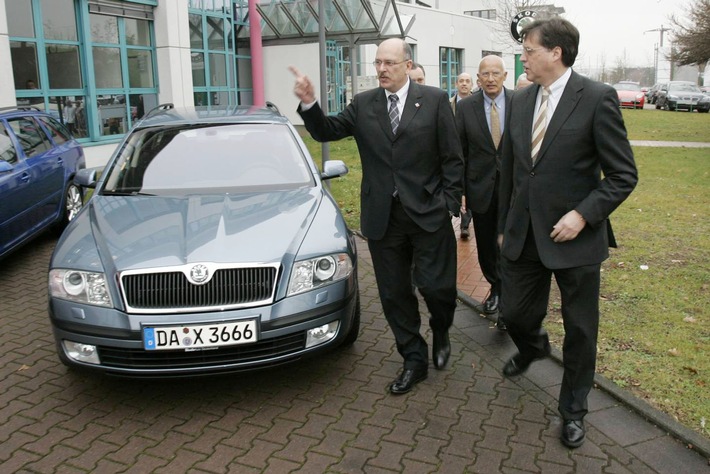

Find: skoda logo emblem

[510,10,537,44]
[189,264,210,285]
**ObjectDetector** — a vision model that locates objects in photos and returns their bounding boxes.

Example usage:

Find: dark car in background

[655,81,710,112]
[0,106,85,259]
[613,82,645,109]
[48,104,360,377]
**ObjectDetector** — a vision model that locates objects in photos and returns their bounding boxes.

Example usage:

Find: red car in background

[613,82,646,109]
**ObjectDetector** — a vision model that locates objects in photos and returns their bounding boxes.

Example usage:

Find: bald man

[291,39,463,395]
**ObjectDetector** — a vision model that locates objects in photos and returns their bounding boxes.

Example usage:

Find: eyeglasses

[479,71,503,79]
[373,59,408,68]
[523,46,547,55]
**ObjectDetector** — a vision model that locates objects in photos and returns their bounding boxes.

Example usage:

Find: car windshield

[669,83,701,93]
[102,123,314,195]
[614,83,641,91]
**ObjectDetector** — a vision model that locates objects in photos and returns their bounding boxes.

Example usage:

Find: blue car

[0,106,85,259]
[48,104,359,377]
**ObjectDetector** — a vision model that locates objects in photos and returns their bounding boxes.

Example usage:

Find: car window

[669,83,700,93]
[37,116,72,145]
[7,117,52,157]
[613,83,640,91]
[102,123,314,194]
[0,123,19,165]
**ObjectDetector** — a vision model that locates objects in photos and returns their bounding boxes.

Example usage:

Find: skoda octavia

[48,104,359,377]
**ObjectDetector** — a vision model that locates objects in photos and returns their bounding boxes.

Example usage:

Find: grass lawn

[301,108,710,439]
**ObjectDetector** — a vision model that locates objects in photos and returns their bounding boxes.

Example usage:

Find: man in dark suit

[497,18,638,448]
[290,38,463,395]
[456,55,511,322]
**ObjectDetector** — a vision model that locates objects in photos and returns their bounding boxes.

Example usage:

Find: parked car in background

[701,86,710,96]
[48,104,360,377]
[0,106,85,259]
[613,82,645,109]
[646,82,665,104]
[655,81,710,112]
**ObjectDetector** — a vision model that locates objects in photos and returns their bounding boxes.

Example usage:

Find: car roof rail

[265,101,282,115]
[143,103,175,119]
[0,105,43,113]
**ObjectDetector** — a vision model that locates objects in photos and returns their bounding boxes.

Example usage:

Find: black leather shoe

[483,293,500,314]
[460,227,470,239]
[389,368,428,395]
[432,330,451,369]
[495,317,507,331]
[502,344,551,378]
[561,419,585,448]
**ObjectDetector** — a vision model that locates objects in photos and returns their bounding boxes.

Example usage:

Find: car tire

[341,293,361,346]
[698,108,709,114]
[53,181,83,232]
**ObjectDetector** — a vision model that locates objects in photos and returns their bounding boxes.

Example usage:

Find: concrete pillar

[153,0,193,107]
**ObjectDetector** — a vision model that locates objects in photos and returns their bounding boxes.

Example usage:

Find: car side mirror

[0,161,13,173]
[75,167,100,188]
[321,160,349,180]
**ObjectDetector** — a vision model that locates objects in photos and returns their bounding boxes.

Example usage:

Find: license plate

[143,319,258,351]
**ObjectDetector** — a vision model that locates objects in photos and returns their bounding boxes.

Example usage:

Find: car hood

[54,188,324,271]
[617,90,642,98]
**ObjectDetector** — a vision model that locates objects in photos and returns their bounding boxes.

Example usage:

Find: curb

[456,290,710,461]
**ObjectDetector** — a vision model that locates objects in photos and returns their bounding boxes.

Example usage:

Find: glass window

[0,124,19,165]
[194,92,208,106]
[125,19,151,46]
[98,99,128,137]
[209,53,227,86]
[128,50,154,88]
[93,47,123,88]
[11,41,41,90]
[41,0,78,41]
[8,117,52,157]
[189,14,203,49]
[47,45,83,89]
[90,14,119,44]
[6,0,35,38]
[129,94,158,121]
[192,53,206,86]
[207,17,225,50]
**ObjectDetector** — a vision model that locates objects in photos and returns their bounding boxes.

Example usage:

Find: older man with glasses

[290,38,463,395]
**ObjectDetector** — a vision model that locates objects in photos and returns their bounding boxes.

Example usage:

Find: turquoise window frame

[440,47,462,97]
[189,2,243,107]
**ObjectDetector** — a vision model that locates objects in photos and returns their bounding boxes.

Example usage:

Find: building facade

[1,0,516,146]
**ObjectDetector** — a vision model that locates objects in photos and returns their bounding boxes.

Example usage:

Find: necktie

[490,101,501,148]
[531,87,551,163]
[388,94,400,134]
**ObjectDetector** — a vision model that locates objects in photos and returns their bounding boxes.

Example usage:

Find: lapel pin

[415,103,420,108]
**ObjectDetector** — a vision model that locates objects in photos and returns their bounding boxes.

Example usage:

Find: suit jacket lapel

[375,89,395,140]
[536,72,583,164]
[472,92,494,149]
[395,83,422,140]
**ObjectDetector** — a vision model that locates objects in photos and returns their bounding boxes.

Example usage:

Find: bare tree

[668,0,710,80]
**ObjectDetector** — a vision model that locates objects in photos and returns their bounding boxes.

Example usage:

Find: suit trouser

[368,199,458,371]
[501,227,601,420]
[470,192,500,295]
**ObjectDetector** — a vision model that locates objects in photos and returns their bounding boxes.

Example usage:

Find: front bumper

[49,277,358,377]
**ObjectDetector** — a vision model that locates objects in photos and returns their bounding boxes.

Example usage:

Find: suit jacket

[298,83,463,240]
[498,70,638,269]
[449,92,472,114]
[456,88,512,213]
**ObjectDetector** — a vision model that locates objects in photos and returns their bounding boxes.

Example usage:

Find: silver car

[48,104,360,377]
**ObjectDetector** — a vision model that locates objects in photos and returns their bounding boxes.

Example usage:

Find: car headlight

[49,269,113,307]
[635,93,644,100]
[287,253,353,296]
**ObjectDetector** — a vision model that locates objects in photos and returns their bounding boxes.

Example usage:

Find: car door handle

[20,172,30,183]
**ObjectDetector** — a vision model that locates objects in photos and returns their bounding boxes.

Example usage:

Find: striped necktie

[531,87,551,163]
[490,101,501,148]
[388,94,400,134]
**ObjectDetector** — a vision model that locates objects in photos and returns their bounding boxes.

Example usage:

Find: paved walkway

[1,232,709,472]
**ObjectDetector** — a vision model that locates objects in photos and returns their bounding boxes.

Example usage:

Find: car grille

[121,266,278,314]
[98,332,306,371]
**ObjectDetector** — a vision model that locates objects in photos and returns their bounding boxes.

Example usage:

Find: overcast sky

[553,0,691,69]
